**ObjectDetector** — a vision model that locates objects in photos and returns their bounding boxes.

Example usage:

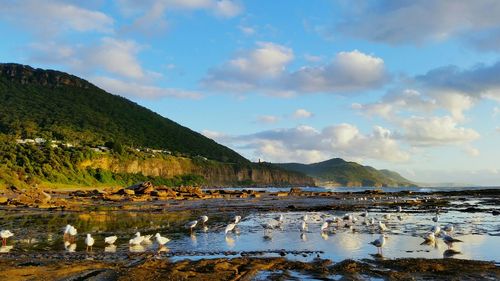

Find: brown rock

[0,197,8,204]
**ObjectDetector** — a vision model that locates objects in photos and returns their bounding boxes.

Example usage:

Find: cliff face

[79,156,314,187]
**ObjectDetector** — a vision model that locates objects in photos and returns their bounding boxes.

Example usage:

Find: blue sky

[1,0,500,185]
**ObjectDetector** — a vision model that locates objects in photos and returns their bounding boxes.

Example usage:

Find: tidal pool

[0,207,498,263]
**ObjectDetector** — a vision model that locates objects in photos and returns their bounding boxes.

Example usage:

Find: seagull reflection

[0,245,13,253]
[129,244,145,253]
[105,245,117,253]
[443,249,461,258]
[300,233,307,241]
[202,226,208,233]
[190,233,197,246]
[64,241,76,252]
[225,235,235,248]
[321,232,329,240]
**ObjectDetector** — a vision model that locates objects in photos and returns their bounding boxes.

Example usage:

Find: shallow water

[0,205,498,263]
[209,185,500,193]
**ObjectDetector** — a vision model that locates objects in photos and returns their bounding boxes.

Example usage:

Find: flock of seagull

[0,207,463,255]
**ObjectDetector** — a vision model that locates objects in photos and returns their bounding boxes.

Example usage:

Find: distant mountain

[276,158,416,187]
[0,63,247,164]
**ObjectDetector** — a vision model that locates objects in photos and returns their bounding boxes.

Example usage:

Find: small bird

[185,220,198,233]
[370,234,386,255]
[441,231,462,249]
[234,215,242,224]
[104,235,118,245]
[276,214,284,224]
[155,233,170,247]
[378,221,388,232]
[431,225,441,235]
[424,232,436,243]
[199,215,209,225]
[443,224,454,233]
[85,234,94,252]
[129,232,145,245]
[302,214,309,222]
[0,230,14,246]
[300,221,308,232]
[320,221,329,232]
[432,214,440,223]
[225,223,236,235]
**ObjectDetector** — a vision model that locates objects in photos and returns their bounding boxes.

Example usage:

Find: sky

[1,0,500,185]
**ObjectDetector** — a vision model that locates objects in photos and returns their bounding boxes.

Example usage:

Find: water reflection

[225,236,235,248]
[129,245,145,253]
[105,245,117,253]
[0,245,13,253]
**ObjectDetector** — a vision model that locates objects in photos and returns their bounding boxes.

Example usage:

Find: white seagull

[225,223,236,235]
[0,230,13,246]
[185,220,198,233]
[320,222,329,233]
[432,214,440,223]
[370,234,386,255]
[443,224,454,233]
[431,225,441,235]
[378,221,388,232]
[85,234,94,252]
[424,232,436,243]
[441,231,462,249]
[105,235,118,245]
[129,232,145,245]
[234,215,242,224]
[155,233,170,247]
[300,221,308,232]
[199,215,209,225]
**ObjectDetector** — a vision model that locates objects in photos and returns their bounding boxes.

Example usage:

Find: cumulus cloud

[203,44,388,95]
[293,109,313,119]
[337,0,500,47]
[91,76,202,100]
[395,116,480,147]
[0,0,114,37]
[203,124,410,163]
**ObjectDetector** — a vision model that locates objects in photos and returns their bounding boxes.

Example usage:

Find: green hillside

[276,158,415,187]
[0,63,247,164]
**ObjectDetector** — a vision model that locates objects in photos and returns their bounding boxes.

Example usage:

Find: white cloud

[204,45,388,95]
[87,37,145,80]
[396,116,480,147]
[117,0,242,34]
[293,109,313,119]
[337,0,500,48]
[463,146,480,157]
[238,25,255,35]
[256,115,280,124]
[92,76,202,100]
[0,0,114,36]
[303,54,323,63]
[204,124,410,163]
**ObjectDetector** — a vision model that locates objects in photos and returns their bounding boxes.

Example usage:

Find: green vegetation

[275,158,415,187]
[0,63,247,164]
[0,134,206,188]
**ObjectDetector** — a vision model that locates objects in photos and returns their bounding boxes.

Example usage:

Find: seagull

[300,221,308,232]
[432,214,440,223]
[320,222,329,233]
[129,232,145,245]
[155,233,170,247]
[234,215,242,224]
[423,232,436,243]
[302,214,309,222]
[225,223,236,235]
[431,225,441,235]
[85,234,94,252]
[397,206,403,212]
[68,225,77,242]
[370,234,386,255]
[276,214,284,224]
[63,225,72,240]
[441,231,462,249]
[262,222,274,239]
[0,230,13,246]
[378,221,388,232]
[199,215,209,225]
[185,220,198,233]
[443,224,454,233]
[142,234,153,244]
[104,235,118,245]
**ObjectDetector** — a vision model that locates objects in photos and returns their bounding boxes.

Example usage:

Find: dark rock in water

[492,210,500,216]
[279,251,286,257]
